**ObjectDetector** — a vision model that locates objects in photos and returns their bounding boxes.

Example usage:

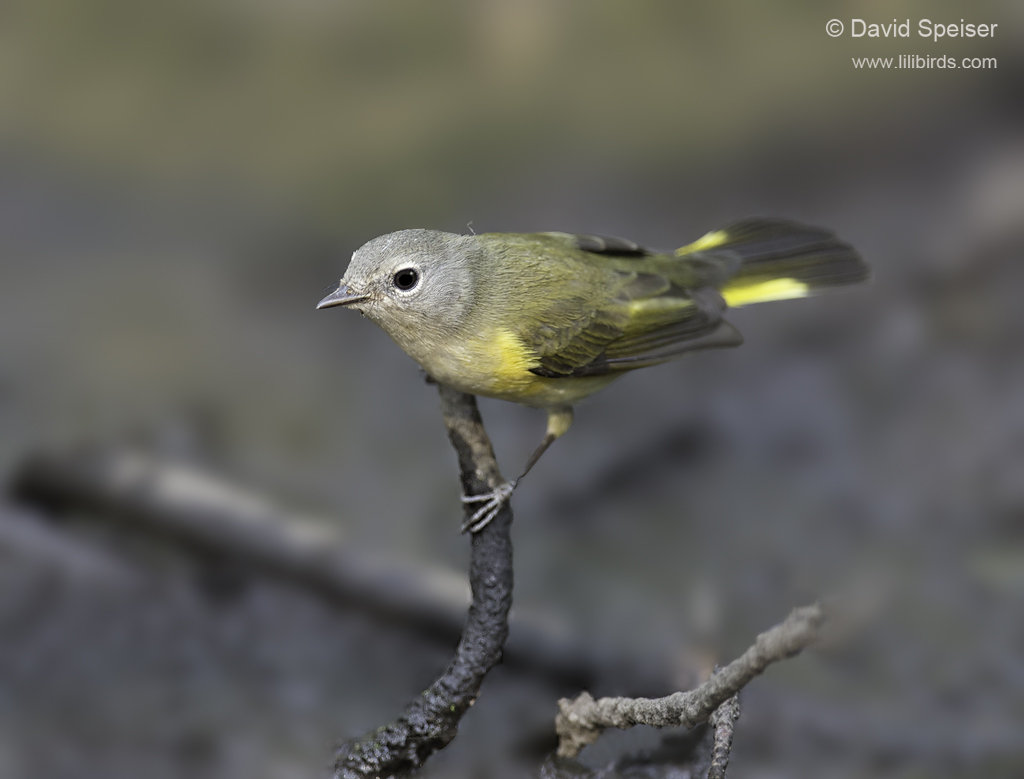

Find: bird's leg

[459,433,554,533]
[460,407,573,533]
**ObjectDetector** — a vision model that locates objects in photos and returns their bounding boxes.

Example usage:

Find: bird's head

[318,229,476,355]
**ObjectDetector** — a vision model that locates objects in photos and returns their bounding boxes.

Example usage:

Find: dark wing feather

[526,304,628,377]
[526,250,737,379]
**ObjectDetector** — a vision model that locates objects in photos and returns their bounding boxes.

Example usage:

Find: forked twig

[555,603,828,759]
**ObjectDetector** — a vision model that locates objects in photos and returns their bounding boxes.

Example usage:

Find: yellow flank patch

[677,229,728,255]
[721,278,810,307]
[489,328,534,379]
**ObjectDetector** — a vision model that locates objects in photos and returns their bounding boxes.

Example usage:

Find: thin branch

[555,603,828,759]
[331,384,514,778]
[707,693,740,779]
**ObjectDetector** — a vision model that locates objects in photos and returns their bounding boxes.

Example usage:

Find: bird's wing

[523,234,742,378]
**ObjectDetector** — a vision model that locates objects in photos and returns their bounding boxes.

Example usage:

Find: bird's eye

[393,268,419,291]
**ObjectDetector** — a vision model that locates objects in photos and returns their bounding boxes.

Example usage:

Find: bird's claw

[460,480,516,533]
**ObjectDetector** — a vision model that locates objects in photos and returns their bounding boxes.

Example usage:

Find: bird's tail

[677,218,869,308]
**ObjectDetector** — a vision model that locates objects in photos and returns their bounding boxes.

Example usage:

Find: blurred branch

[332,384,513,778]
[0,504,135,584]
[555,603,828,759]
[10,446,469,637]
[9,440,670,693]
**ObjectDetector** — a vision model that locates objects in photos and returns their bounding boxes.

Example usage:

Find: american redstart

[319,218,867,531]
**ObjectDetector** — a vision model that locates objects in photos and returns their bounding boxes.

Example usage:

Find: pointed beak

[317,284,369,310]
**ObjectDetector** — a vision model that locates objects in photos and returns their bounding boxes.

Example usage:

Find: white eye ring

[393,267,420,291]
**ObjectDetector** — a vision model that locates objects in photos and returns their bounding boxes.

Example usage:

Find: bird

[318,217,868,532]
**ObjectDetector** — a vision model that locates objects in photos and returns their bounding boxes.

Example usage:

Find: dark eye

[393,268,419,291]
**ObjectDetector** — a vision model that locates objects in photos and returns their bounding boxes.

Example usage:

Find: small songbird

[318,218,868,531]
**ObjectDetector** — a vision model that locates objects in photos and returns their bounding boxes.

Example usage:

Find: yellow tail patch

[721,277,810,307]
[676,229,729,255]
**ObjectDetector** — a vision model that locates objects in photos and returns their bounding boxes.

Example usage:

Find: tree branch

[555,603,828,759]
[706,693,740,779]
[331,384,514,778]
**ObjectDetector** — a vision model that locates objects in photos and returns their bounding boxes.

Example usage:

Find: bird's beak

[317,284,369,309]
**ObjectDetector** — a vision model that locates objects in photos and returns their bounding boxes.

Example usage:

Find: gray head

[317,229,476,355]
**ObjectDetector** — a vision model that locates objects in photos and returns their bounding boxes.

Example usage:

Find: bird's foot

[460,480,517,533]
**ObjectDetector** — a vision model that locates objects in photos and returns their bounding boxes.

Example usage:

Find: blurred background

[1,0,1022,777]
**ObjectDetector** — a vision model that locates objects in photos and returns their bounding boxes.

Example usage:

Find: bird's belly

[440,365,619,409]
[418,328,618,409]
[504,373,621,408]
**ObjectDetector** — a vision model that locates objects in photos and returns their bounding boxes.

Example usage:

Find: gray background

[1,1,1022,777]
